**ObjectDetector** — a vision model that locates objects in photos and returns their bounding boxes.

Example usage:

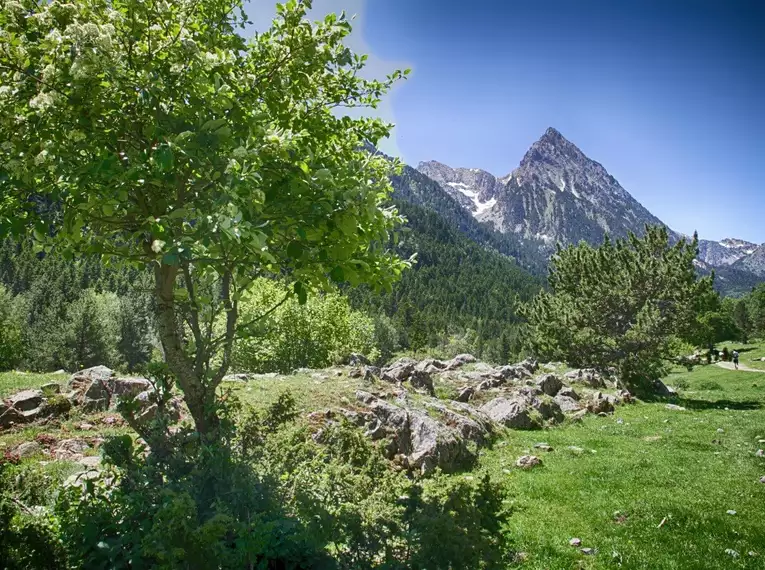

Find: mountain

[409,127,764,295]
[698,238,758,267]
[419,128,668,246]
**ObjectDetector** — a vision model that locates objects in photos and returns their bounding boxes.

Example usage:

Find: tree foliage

[523,226,718,390]
[0,0,409,433]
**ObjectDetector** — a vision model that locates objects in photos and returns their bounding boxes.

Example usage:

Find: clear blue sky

[250,0,765,243]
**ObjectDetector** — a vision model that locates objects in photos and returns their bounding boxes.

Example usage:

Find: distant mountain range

[388,127,763,296]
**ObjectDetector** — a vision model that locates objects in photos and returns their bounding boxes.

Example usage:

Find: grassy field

[2,357,765,569]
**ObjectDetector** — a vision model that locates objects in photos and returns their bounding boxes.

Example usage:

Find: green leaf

[329,266,344,282]
[287,240,304,259]
[201,118,227,132]
[294,281,307,305]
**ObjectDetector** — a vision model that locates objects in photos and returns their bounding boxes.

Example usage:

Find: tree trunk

[153,262,219,436]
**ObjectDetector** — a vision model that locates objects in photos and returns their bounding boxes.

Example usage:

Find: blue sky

[250,1,765,243]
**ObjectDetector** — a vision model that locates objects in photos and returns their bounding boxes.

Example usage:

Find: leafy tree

[732,298,752,342]
[0,284,24,370]
[62,289,121,371]
[523,226,718,391]
[748,283,765,339]
[0,0,409,435]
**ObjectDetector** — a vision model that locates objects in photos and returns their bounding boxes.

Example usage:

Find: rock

[580,548,595,556]
[452,353,477,365]
[481,397,541,430]
[531,396,564,423]
[112,377,152,401]
[223,373,249,382]
[565,368,605,388]
[652,380,677,397]
[355,391,472,474]
[554,394,583,413]
[15,441,42,458]
[587,392,615,414]
[520,358,539,374]
[79,456,101,469]
[415,358,448,374]
[78,423,95,431]
[567,446,585,453]
[726,510,737,515]
[617,389,635,403]
[725,549,740,558]
[756,449,764,457]
[515,455,542,469]
[665,404,686,411]
[40,382,61,395]
[68,366,116,411]
[423,401,492,444]
[558,386,580,400]
[9,389,44,412]
[363,365,380,382]
[380,359,434,395]
[760,476,765,484]
[569,538,582,547]
[456,385,475,402]
[534,442,554,452]
[348,353,370,367]
[535,373,563,396]
[348,368,363,378]
[0,403,24,428]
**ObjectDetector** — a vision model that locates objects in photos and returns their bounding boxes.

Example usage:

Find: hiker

[732,350,739,370]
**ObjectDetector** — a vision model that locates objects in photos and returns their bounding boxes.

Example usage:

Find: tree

[523,226,718,391]
[0,284,23,370]
[748,283,765,339]
[0,0,409,435]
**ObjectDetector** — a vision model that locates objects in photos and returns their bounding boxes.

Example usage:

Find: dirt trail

[715,361,765,373]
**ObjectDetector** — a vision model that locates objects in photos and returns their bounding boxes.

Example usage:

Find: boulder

[587,392,616,414]
[531,397,564,423]
[348,353,370,367]
[40,382,61,395]
[652,380,677,397]
[355,391,471,474]
[415,358,449,374]
[520,358,539,374]
[535,373,563,396]
[564,368,605,388]
[15,441,42,458]
[380,359,434,395]
[557,386,580,400]
[423,401,492,444]
[452,353,477,365]
[554,394,583,414]
[68,366,116,411]
[456,385,475,402]
[9,389,43,412]
[480,397,540,430]
[515,455,542,469]
[112,377,152,400]
[0,403,24,428]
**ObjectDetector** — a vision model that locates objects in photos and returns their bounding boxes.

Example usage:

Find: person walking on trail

[732,350,740,370]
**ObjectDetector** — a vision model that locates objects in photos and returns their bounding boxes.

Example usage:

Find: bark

[153,262,219,435]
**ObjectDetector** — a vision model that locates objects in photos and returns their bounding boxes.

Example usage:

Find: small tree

[523,226,718,391]
[0,0,409,436]
[732,298,752,343]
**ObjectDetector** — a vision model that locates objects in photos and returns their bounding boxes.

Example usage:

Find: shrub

[232,278,376,373]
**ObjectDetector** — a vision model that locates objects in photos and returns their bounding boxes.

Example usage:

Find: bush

[50,392,510,569]
[232,278,376,373]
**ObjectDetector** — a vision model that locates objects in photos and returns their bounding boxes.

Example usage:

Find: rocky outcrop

[66,366,152,411]
[380,358,435,396]
[355,391,474,474]
[480,397,541,430]
[564,368,606,388]
[536,373,563,396]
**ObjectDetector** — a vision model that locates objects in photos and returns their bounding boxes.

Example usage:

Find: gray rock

[415,358,448,374]
[112,377,152,400]
[40,382,61,395]
[532,397,564,423]
[15,441,42,458]
[481,397,540,430]
[536,373,563,396]
[587,392,616,414]
[665,404,686,411]
[380,359,434,395]
[569,538,582,547]
[756,449,764,457]
[0,403,24,428]
[759,476,765,484]
[456,385,475,402]
[423,401,492,444]
[9,389,43,412]
[581,548,596,556]
[515,455,542,469]
[534,442,554,452]
[355,391,471,474]
[565,368,605,388]
[409,369,435,396]
[567,446,585,453]
[452,353,477,365]
[348,353,370,366]
[67,366,116,411]
[558,386,580,400]
[79,456,101,469]
[653,379,677,397]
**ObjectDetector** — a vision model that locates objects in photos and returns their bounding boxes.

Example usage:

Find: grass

[0,370,68,399]
[480,364,765,569]
[3,353,765,568]
[719,339,765,371]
